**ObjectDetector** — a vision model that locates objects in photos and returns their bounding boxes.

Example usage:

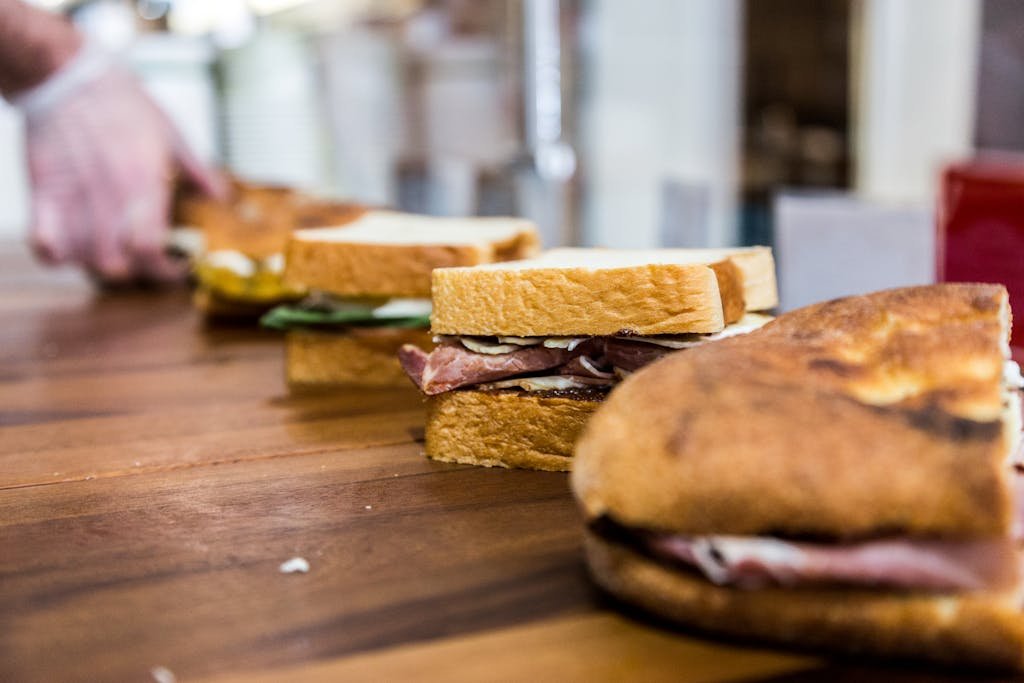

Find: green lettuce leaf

[260,301,430,331]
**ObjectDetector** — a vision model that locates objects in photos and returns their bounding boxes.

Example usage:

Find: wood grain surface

[0,246,1015,682]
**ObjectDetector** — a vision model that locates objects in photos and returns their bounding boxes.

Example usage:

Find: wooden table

[0,247,1007,682]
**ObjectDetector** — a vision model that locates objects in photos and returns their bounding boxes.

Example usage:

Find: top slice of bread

[430,247,778,336]
[572,283,1017,539]
[283,211,541,298]
[176,180,367,259]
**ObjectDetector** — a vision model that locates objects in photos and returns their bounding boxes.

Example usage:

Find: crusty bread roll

[430,247,777,337]
[571,283,1024,669]
[425,389,604,471]
[283,211,541,299]
[286,328,435,388]
[574,283,1015,538]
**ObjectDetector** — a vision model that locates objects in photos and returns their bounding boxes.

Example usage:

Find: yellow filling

[194,260,304,303]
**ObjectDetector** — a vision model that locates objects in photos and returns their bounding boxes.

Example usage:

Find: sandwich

[398,247,779,471]
[262,210,540,388]
[173,178,366,318]
[572,283,1024,669]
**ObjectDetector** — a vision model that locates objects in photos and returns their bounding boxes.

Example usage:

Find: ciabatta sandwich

[572,283,1024,670]
[399,248,778,470]
[263,211,540,388]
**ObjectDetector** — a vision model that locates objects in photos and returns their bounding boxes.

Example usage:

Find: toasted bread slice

[283,211,541,299]
[177,181,366,259]
[425,389,605,471]
[430,247,777,337]
[286,328,435,388]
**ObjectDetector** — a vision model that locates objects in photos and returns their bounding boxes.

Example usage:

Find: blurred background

[1,0,1022,309]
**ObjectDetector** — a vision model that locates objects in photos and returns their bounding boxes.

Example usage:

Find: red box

[938,156,1024,360]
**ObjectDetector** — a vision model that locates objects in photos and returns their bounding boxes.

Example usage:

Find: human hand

[16,47,226,284]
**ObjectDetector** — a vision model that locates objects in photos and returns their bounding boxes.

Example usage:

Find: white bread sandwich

[173,178,367,319]
[572,283,1024,670]
[398,247,779,470]
[262,211,540,388]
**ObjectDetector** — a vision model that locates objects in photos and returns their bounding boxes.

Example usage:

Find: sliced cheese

[204,250,256,277]
[616,312,772,349]
[476,376,603,391]
[373,298,432,319]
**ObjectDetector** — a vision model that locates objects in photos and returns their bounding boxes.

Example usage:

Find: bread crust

[432,264,727,337]
[425,390,603,471]
[177,182,366,258]
[573,284,1015,538]
[430,247,776,336]
[723,246,778,311]
[286,328,434,388]
[584,531,1024,670]
[709,260,745,324]
[283,224,540,299]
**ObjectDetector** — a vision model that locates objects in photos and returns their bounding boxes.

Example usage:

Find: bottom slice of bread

[583,530,1024,670]
[286,328,433,388]
[425,389,604,471]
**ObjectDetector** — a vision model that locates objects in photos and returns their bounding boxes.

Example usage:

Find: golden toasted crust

[286,328,434,388]
[723,246,778,311]
[425,390,603,471]
[430,247,776,336]
[283,225,541,299]
[765,284,1011,420]
[573,284,1015,538]
[432,264,728,337]
[584,532,1024,671]
[709,260,745,324]
[177,181,366,259]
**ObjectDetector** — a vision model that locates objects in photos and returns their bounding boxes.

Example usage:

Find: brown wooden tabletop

[0,245,1013,682]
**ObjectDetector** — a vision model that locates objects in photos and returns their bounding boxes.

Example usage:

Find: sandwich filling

[261,293,432,331]
[592,517,1022,593]
[400,313,772,395]
[195,250,304,304]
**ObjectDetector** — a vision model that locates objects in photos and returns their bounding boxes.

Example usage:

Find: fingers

[171,130,229,201]
[66,99,134,283]
[23,64,201,285]
[26,120,93,269]
[75,86,176,284]
[89,185,132,283]
[125,183,187,284]
[25,123,74,265]
[28,193,70,264]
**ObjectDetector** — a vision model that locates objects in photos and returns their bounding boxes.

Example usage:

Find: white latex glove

[13,44,225,284]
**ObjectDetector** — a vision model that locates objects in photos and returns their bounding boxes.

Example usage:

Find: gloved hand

[13,44,226,284]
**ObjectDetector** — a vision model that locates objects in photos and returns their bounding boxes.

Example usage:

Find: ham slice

[603,339,673,372]
[399,341,571,395]
[399,327,747,393]
[638,435,1024,593]
[560,355,614,379]
[645,533,1021,592]
[398,344,429,388]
